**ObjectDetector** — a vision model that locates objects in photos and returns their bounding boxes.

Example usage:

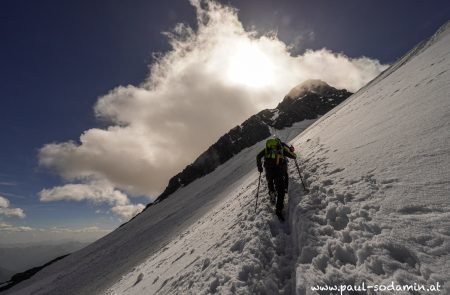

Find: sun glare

[225,41,275,88]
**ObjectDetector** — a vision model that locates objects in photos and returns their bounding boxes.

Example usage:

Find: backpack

[265,138,284,163]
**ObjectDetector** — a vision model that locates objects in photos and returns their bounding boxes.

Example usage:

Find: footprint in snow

[230,239,247,253]
[132,273,144,287]
[327,167,345,175]
[172,252,186,264]
[321,179,333,186]
[396,205,436,215]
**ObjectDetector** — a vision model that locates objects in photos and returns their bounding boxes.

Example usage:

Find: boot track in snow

[105,161,308,295]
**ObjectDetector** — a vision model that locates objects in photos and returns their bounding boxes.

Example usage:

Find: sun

[225,41,275,88]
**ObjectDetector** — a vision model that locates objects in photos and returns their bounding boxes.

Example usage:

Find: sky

[1,0,449,245]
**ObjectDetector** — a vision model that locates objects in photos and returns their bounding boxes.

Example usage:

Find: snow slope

[287,22,450,293]
[104,124,308,295]
[107,21,450,294]
[8,21,450,295]
[6,118,312,295]
[284,23,450,294]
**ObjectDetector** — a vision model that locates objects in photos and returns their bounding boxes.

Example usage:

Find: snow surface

[287,22,450,293]
[271,109,280,121]
[8,22,450,295]
[105,137,303,294]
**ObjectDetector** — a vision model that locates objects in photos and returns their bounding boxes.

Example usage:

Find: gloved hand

[257,165,263,173]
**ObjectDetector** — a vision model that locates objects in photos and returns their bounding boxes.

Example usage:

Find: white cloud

[111,204,146,220]
[46,226,112,234]
[0,223,113,245]
[0,196,8,208]
[0,181,17,186]
[38,0,388,211]
[0,195,25,218]
[0,222,32,232]
[39,182,144,220]
[0,223,111,234]
[40,181,129,206]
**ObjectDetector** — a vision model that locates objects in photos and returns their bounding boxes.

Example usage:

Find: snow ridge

[284,20,450,294]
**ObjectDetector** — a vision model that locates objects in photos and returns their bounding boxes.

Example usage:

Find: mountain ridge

[153,80,352,204]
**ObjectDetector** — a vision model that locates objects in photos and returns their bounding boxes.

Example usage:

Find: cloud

[111,204,146,220]
[38,0,388,212]
[46,226,112,234]
[289,30,315,52]
[0,195,25,218]
[0,196,8,208]
[40,181,129,206]
[0,222,111,234]
[39,182,144,220]
[0,223,112,245]
[0,222,32,232]
[0,181,17,186]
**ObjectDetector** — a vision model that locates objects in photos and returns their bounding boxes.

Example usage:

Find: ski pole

[294,158,308,192]
[254,172,262,213]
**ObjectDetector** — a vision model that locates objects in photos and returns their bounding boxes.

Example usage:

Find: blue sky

[1,0,449,243]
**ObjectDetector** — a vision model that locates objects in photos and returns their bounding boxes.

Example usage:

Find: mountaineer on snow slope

[256,137,297,219]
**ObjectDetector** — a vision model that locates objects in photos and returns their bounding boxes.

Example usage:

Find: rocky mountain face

[152,79,352,204]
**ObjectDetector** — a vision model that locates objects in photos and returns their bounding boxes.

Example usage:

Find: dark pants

[264,161,286,212]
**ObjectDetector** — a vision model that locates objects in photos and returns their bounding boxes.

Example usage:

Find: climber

[256,137,296,220]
